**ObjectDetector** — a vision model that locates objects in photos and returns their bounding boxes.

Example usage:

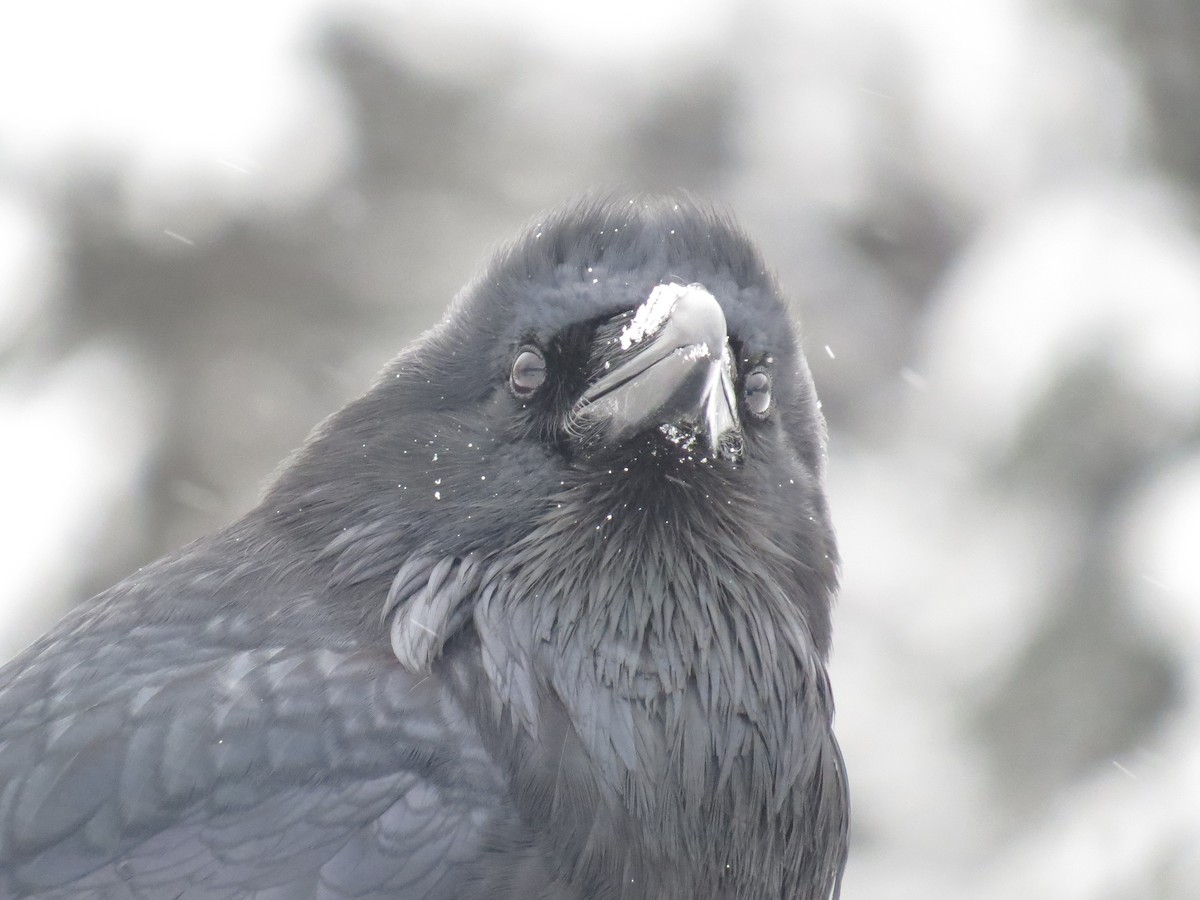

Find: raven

[0,196,848,899]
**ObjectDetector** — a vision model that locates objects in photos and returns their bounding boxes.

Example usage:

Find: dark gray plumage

[0,196,848,899]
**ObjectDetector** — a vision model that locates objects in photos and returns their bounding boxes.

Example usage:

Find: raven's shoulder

[0,576,508,898]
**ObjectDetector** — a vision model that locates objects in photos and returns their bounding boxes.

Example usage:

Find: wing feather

[0,627,507,898]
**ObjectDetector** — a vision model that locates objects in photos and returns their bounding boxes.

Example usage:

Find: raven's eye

[744,369,772,417]
[510,348,547,396]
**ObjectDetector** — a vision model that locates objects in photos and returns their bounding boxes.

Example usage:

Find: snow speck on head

[678,342,711,362]
[621,283,712,350]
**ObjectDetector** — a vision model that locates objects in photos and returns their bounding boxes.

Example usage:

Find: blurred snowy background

[2,0,1198,896]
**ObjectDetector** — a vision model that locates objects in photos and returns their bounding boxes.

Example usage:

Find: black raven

[0,196,848,899]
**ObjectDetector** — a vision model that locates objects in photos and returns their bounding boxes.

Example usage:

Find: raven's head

[266,195,837,662]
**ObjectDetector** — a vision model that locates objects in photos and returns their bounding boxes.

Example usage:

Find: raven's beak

[574,283,742,459]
